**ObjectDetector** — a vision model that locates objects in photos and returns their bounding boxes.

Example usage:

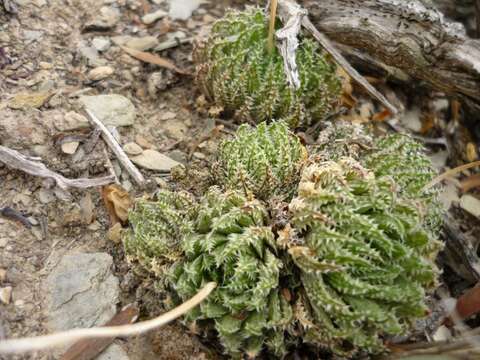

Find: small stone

[111,35,131,46]
[0,238,8,248]
[160,111,176,120]
[460,194,480,218]
[168,0,203,20]
[32,145,50,157]
[165,31,187,42]
[193,151,206,160]
[0,32,10,43]
[85,6,120,30]
[28,217,39,226]
[87,221,101,231]
[142,9,168,24]
[124,36,159,51]
[123,142,143,156]
[61,142,80,155]
[77,41,107,67]
[0,269,6,282]
[432,325,452,342]
[147,70,176,96]
[439,183,459,211]
[38,188,56,204]
[8,91,50,109]
[54,111,90,132]
[0,287,12,305]
[433,98,449,113]
[92,37,111,52]
[79,94,136,127]
[33,0,47,6]
[131,149,181,171]
[168,149,187,164]
[134,135,153,149]
[23,30,43,44]
[39,61,53,70]
[163,120,187,141]
[401,108,422,133]
[87,66,114,81]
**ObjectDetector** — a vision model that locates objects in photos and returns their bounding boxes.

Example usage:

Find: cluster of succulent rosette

[125,121,442,358]
[124,7,443,360]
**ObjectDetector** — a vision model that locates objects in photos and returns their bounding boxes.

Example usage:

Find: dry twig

[0,282,216,354]
[84,109,146,187]
[120,46,190,75]
[424,161,480,191]
[0,146,115,190]
[61,305,138,360]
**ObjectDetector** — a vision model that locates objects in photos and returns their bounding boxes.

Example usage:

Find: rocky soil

[1,0,480,360]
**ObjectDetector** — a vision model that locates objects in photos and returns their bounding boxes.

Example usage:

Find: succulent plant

[124,121,443,358]
[124,190,197,276]
[288,157,439,355]
[170,187,293,357]
[194,8,342,128]
[214,121,307,201]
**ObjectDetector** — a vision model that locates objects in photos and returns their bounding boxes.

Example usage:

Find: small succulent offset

[194,8,342,128]
[171,187,293,357]
[289,158,439,355]
[214,121,307,200]
[125,122,442,358]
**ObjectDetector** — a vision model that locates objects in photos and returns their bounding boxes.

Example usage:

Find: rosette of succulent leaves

[125,122,443,358]
[194,7,342,128]
[214,121,308,201]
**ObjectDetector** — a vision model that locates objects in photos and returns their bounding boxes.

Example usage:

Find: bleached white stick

[84,108,146,186]
[0,282,216,354]
[0,146,115,190]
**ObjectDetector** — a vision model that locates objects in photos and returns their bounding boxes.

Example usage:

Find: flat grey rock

[45,253,119,331]
[131,149,181,171]
[79,95,136,127]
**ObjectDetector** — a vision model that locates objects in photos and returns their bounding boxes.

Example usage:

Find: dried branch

[0,145,115,190]
[0,282,216,354]
[275,0,307,89]
[276,0,398,114]
[301,0,480,107]
[84,109,146,187]
[267,0,279,54]
[424,160,480,191]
